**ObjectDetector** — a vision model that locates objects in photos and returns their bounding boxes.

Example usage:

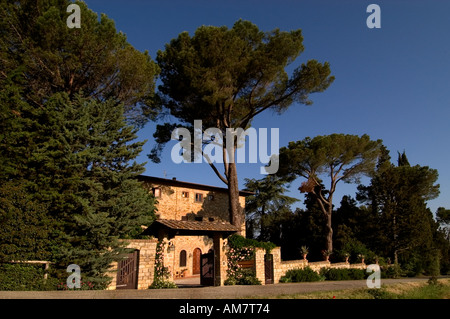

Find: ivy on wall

[149,240,177,289]
[224,235,275,285]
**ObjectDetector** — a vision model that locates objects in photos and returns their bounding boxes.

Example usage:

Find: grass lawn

[265,278,450,299]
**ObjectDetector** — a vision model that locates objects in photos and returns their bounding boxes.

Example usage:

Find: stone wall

[256,247,367,285]
[164,235,214,279]
[141,180,247,235]
[254,248,266,284]
[107,239,158,290]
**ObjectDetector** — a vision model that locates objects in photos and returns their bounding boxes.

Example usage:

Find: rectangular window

[195,193,203,202]
[207,194,214,201]
[181,191,189,198]
[152,187,161,198]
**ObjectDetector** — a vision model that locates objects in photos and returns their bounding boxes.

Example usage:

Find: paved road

[0,277,432,299]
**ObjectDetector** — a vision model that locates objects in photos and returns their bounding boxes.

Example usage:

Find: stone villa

[140,175,251,279]
[107,175,366,290]
[108,175,252,289]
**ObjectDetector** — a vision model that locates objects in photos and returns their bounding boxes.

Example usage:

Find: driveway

[0,277,431,299]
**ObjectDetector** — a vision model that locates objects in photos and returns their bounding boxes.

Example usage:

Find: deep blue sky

[86,0,450,213]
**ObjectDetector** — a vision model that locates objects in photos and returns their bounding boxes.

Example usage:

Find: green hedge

[227,234,276,253]
[280,267,372,283]
[320,268,367,281]
[0,263,50,291]
[279,267,322,283]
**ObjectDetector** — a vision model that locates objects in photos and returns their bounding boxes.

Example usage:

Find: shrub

[280,267,322,283]
[0,263,47,291]
[319,268,366,281]
[149,278,178,289]
[349,268,366,280]
[225,268,261,285]
[367,286,395,299]
[225,234,271,285]
[381,264,402,279]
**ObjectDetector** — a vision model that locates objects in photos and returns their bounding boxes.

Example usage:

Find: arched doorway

[192,248,202,275]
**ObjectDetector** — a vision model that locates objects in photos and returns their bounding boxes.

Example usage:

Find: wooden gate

[264,254,274,284]
[193,248,201,275]
[116,250,139,289]
[200,252,214,286]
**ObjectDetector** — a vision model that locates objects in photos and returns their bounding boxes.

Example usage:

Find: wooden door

[200,252,214,286]
[116,250,139,289]
[192,248,201,275]
[264,254,274,284]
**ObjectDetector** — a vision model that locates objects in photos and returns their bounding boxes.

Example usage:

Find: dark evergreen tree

[30,93,156,288]
[358,148,440,274]
[332,195,378,261]
[244,175,298,241]
[0,0,159,127]
[0,0,159,288]
[0,180,52,262]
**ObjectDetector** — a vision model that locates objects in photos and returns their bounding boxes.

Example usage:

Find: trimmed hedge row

[320,267,367,281]
[0,263,50,291]
[280,267,322,282]
[280,266,369,283]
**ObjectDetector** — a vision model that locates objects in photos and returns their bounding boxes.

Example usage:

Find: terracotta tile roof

[154,219,239,232]
[137,175,254,196]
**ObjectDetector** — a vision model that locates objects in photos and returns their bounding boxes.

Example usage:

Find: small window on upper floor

[207,194,214,201]
[195,193,203,202]
[182,191,189,199]
[152,187,161,198]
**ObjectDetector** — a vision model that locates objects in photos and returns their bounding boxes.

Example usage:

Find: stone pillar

[213,233,227,286]
[254,248,266,285]
[271,247,282,284]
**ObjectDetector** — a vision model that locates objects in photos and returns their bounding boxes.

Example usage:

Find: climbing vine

[224,235,274,285]
[149,240,177,289]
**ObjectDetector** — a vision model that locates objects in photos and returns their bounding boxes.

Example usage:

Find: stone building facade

[139,175,250,283]
[106,175,367,290]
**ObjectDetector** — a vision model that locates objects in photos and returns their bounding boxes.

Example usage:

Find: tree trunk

[315,194,334,253]
[326,210,333,253]
[227,162,243,234]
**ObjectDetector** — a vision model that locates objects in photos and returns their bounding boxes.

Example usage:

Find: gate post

[213,233,226,286]
[254,248,266,285]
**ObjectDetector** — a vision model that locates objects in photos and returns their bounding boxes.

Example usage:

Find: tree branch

[203,152,228,185]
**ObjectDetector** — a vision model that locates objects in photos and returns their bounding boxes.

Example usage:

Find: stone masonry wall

[164,235,214,279]
[141,180,247,235]
[257,247,367,284]
[107,239,158,290]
